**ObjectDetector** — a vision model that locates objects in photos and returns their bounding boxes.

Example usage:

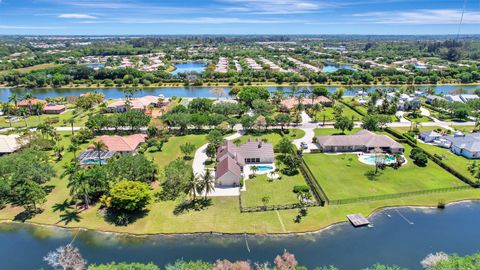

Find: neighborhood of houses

[2,88,480,200]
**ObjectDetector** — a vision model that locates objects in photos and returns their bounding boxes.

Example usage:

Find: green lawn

[303,144,466,200]
[235,129,305,146]
[0,129,479,235]
[0,107,94,128]
[314,127,361,137]
[404,114,432,123]
[241,154,311,208]
[145,134,208,170]
[314,106,363,122]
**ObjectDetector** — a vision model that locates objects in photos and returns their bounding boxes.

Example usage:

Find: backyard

[303,144,466,200]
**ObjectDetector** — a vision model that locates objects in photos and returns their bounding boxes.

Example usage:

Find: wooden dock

[347,214,370,227]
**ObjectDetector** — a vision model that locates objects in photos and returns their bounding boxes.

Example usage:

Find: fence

[299,156,329,205]
[240,201,321,213]
[384,127,480,188]
[329,185,473,205]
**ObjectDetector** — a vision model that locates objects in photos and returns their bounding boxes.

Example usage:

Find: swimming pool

[256,165,274,172]
[358,154,396,166]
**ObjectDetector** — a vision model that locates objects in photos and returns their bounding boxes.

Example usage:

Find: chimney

[258,140,262,148]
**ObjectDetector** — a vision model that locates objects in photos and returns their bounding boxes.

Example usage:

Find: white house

[215,140,274,187]
[419,131,442,143]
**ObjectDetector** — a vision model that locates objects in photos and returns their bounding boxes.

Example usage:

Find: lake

[171,62,207,75]
[0,202,480,269]
[322,62,357,73]
[0,85,479,102]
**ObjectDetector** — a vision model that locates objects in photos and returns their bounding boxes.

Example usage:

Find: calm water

[171,62,207,75]
[1,85,479,102]
[0,202,479,270]
[322,62,357,73]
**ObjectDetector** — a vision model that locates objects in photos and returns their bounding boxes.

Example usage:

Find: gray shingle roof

[445,134,480,152]
[317,130,404,150]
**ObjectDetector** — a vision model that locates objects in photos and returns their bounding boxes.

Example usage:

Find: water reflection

[0,202,479,269]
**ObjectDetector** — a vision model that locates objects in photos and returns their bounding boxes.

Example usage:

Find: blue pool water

[360,155,396,164]
[256,165,274,172]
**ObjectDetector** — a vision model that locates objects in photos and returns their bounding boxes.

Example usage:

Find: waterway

[322,62,357,73]
[0,202,479,270]
[1,85,479,102]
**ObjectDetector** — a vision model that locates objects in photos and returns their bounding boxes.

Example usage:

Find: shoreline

[1,83,480,90]
[1,199,477,238]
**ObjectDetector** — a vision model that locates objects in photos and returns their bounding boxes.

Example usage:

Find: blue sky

[1,0,480,35]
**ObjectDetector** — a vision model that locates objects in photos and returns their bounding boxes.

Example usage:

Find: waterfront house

[419,131,442,143]
[426,95,446,105]
[444,133,480,159]
[78,134,147,165]
[43,103,66,114]
[215,139,274,187]
[17,98,44,108]
[316,130,404,154]
[106,95,169,113]
[460,94,479,103]
[445,95,463,103]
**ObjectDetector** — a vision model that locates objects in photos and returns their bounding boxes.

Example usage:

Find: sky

[1,0,480,35]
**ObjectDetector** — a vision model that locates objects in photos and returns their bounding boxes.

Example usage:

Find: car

[300,142,308,149]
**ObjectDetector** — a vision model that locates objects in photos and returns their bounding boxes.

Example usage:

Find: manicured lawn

[0,130,479,235]
[404,114,432,123]
[314,106,363,122]
[241,173,307,207]
[0,107,94,128]
[303,144,466,200]
[144,134,208,169]
[235,129,305,146]
[314,127,361,137]
[418,142,479,183]
[391,126,449,134]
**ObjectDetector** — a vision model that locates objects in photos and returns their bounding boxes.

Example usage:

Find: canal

[0,202,479,269]
[0,85,479,102]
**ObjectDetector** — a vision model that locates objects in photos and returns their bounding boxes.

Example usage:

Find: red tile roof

[93,134,147,152]
[215,156,242,179]
[17,98,44,107]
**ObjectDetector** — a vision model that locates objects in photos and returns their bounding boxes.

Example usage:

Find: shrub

[293,185,310,194]
[109,181,152,212]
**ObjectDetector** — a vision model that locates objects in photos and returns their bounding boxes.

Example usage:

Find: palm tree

[8,93,20,107]
[251,165,258,176]
[31,103,44,123]
[186,174,200,201]
[23,92,36,112]
[61,161,79,180]
[17,107,29,127]
[67,170,92,209]
[68,143,80,159]
[200,169,215,200]
[37,123,54,139]
[64,118,76,135]
[91,141,108,165]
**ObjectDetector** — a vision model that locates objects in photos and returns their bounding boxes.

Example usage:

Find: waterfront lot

[303,146,466,200]
[314,106,363,122]
[391,126,478,182]
[241,172,308,208]
[306,128,466,200]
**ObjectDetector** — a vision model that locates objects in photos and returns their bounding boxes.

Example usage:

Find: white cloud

[219,0,326,14]
[352,9,480,24]
[117,17,302,24]
[58,13,97,19]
